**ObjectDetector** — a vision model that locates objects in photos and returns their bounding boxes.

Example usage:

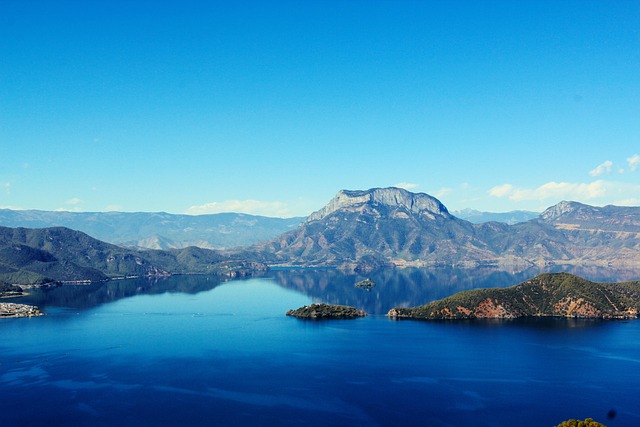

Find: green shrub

[555,417,607,427]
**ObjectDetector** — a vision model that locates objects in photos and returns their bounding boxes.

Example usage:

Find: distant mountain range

[248,187,640,271]
[388,272,640,319]
[1,187,639,284]
[0,205,540,251]
[452,208,539,224]
[0,206,540,252]
[0,209,303,249]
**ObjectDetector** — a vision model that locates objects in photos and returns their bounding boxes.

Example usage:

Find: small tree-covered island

[355,278,376,290]
[388,273,640,320]
[555,418,608,427]
[286,303,367,319]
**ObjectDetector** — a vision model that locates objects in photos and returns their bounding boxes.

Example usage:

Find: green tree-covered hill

[0,226,266,285]
[388,273,640,320]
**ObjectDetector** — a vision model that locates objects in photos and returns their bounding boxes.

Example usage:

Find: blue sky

[1,0,639,217]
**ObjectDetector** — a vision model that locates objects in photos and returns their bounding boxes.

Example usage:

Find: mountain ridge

[251,187,496,271]
[2,187,639,281]
[247,187,640,270]
[306,187,451,223]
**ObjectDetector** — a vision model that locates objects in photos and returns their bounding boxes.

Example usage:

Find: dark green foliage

[555,417,607,427]
[355,278,376,290]
[286,303,367,319]
[389,273,640,320]
[0,226,153,283]
[0,281,23,296]
[0,226,266,285]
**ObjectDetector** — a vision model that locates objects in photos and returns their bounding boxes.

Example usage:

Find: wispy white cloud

[186,199,293,217]
[3,182,10,195]
[627,154,640,172]
[105,204,123,212]
[394,182,418,190]
[488,180,640,207]
[489,181,607,202]
[55,207,82,212]
[55,198,83,212]
[66,197,82,205]
[613,198,640,206]
[488,183,514,198]
[435,187,453,198]
[589,160,613,177]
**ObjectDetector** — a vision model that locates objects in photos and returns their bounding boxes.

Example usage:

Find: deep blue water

[2,269,640,426]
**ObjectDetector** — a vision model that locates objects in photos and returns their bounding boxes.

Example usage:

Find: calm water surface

[2,268,640,426]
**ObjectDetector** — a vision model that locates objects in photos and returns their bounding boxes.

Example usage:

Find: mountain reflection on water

[15,274,235,310]
[270,265,640,314]
[14,265,640,315]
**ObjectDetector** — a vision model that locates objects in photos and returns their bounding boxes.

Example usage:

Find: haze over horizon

[2,1,639,218]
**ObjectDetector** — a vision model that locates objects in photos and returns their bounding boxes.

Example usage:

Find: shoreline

[0,302,43,318]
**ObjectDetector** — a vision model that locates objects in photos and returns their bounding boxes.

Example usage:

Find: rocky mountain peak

[305,187,451,223]
[540,201,589,221]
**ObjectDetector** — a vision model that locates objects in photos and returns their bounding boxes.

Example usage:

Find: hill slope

[0,226,266,284]
[500,202,640,265]
[388,273,640,319]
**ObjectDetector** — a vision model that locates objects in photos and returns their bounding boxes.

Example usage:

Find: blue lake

[2,268,640,426]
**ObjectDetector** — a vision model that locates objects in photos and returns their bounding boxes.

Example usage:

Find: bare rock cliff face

[305,187,451,223]
[539,201,586,221]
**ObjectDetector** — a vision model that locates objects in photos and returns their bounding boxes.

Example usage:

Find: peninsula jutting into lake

[0,302,43,318]
[388,272,640,320]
